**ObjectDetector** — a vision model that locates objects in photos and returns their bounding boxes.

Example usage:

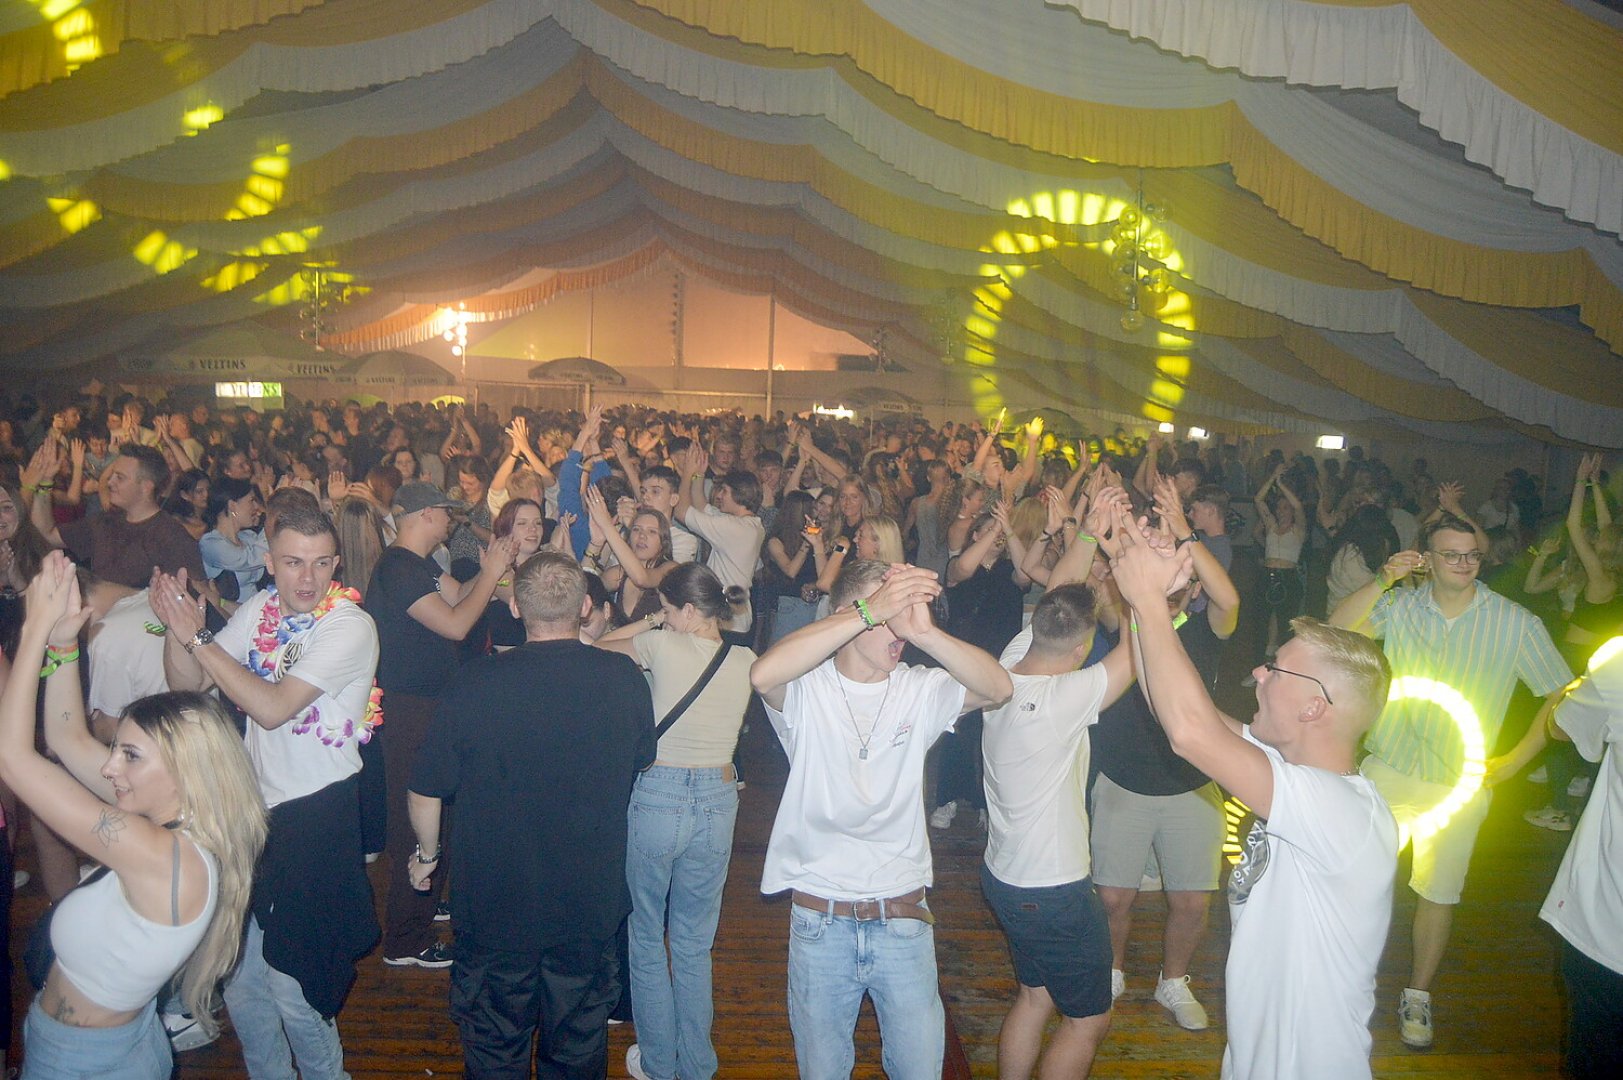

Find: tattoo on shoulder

[92,809,126,847]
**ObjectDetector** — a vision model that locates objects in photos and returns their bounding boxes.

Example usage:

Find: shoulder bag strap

[652,641,734,741]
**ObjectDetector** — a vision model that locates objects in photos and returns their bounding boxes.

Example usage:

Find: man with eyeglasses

[1108,510,1397,1080]
[1331,513,1571,1050]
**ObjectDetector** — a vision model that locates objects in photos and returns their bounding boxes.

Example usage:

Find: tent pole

[765,288,777,416]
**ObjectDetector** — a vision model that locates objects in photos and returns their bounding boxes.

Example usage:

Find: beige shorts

[1361,754,1492,906]
[1090,775,1224,892]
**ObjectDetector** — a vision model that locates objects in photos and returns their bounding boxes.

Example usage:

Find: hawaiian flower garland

[246,582,383,747]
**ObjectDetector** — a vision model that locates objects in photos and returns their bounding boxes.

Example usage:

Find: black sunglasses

[1263,662,1334,705]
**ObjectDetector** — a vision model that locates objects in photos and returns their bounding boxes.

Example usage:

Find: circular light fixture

[1386,675,1485,845]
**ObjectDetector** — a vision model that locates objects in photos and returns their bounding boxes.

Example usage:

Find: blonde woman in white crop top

[1254,464,1308,658]
[0,552,266,1079]
[595,561,755,1080]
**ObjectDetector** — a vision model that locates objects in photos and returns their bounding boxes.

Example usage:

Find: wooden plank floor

[8,715,1572,1078]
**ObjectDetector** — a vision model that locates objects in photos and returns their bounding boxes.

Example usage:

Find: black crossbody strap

[652,642,734,741]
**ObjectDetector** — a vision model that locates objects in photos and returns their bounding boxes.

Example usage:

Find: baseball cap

[395,482,461,516]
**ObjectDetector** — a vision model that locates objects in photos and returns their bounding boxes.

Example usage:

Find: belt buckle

[850,898,883,921]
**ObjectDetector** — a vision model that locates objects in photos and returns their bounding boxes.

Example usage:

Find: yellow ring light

[1386,675,1485,846]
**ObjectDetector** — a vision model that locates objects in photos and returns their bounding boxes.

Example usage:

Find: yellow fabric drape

[0,0,328,101]
[1275,326,1497,423]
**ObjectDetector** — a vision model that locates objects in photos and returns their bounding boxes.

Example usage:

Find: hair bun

[724,585,748,607]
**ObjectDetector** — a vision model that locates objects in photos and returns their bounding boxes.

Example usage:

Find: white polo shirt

[762,659,965,901]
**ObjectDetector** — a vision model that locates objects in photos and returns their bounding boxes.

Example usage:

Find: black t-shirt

[944,559,1025,656]
[485,596,524,650]
[1091,619,1219,796]
[367,547,457,695]
[411,640,656,952]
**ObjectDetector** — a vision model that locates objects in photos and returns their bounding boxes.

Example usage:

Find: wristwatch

[181,628,214,654]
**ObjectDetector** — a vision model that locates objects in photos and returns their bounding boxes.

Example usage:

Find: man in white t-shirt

[676,446,765,634]
[983,574,1133,1079]
[638,465,699,564]
[1109,511,1398,1080]
[750,559,1013,1080]
[1540,641,1623,1079]
[153,498,381,1080]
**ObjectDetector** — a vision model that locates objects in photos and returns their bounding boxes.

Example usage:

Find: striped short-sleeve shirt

[1365,582,1572,784]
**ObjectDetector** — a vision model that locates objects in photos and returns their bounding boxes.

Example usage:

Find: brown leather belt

[791,887,934,925]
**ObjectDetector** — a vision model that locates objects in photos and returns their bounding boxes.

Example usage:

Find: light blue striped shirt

[1365,582,1571,784]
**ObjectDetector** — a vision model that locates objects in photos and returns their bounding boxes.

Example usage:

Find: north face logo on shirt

[1228,818,1271,907]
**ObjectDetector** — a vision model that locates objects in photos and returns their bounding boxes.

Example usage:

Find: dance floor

[8,710,1572,1078]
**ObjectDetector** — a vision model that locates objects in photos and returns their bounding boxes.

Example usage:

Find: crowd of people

[0,384,1617,1079]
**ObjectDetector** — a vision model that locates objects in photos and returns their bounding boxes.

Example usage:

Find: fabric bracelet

[39,645,81,679]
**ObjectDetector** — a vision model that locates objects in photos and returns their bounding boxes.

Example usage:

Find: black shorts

[980,864,1113,1018]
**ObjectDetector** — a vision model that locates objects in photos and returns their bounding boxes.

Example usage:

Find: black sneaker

[384,942,453,969]
[434,900,451,923]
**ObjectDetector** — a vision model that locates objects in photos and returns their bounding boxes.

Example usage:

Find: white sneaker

[1110,968,1125,1002]
[625,1044,654,1080]
[1527,765,1548,784]
[1154,973,1209,1030]
[161,1010,219,1052]
[12,870,28,890]
[929,801,958,829]
[976,809,989,831]
[1523,805,1574,832]
[1567,775,1591,799]
[1398,987,1433,1048]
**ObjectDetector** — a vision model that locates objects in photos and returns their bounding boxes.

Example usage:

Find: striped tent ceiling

[1,0,1619,446]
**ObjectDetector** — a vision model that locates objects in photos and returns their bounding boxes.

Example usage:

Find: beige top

[634,630,757,767]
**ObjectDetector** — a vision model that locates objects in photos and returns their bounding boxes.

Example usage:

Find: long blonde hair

[123,692,267,1036]
[863,515,905,563]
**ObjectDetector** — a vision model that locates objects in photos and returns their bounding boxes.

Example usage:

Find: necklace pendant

[859,747,869,760]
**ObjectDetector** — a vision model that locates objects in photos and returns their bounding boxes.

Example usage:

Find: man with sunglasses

[1331,514,1571,1049]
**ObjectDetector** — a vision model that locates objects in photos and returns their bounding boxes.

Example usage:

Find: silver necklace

[836,672,892,760]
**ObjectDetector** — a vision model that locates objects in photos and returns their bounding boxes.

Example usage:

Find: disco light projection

[1386,675,1485,846]
[966,187,1195,428]
[1587,635,1623,673]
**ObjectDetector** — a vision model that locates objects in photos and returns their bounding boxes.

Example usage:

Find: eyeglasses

[1262,663,1334,705]
[1429,549,1484,566]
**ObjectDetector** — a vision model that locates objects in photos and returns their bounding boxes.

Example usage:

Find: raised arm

[1329,550,1423,635]
[21,441,64,547]
[1253,465,1280,530]
[889,590,1013,712]
[1568,453,1616,604]
[1110,515,1272,815]
[1435,481,1491,553]
[947,499,1006,585]
[1154,475,1240,639]
[1,554,176,878]
[750,565,942,710]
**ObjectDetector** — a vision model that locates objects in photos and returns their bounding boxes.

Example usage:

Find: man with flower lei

[151,495,381,1080]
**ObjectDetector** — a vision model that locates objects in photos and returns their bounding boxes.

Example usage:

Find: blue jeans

[223,916,351,1080]
[625,766,738,1080]
[22,998,170,1080]
[786,901,944,1080]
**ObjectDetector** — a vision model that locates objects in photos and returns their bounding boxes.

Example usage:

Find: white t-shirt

[762,659,966,900]
[681,505,764,632]
[1222,730,1398,1080]
[634,631,756,768]
[87,591,167,717]
[982,628,1109,888]
[214,591,381,809]
[1542,649,1623,974]
[670,525,700,565]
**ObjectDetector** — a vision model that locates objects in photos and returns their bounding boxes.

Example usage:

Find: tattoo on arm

[92,809,126,847]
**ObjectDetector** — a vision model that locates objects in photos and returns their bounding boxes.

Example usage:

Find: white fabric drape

[1047,0,1623,233]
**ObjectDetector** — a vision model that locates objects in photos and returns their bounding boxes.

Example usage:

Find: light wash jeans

[625,766,738,1080]
[22,998,170,1079]
[223,916,351,1080]
[786,900,944,1080]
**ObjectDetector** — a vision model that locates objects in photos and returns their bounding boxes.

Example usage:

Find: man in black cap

[366,481,517,967]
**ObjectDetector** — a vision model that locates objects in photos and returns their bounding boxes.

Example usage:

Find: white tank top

[1264,528,1303,566]
[52,835,218,1011]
